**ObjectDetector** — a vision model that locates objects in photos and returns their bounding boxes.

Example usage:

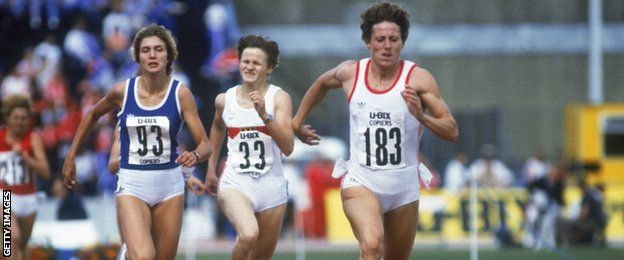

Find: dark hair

[237,35,280,69]
[2,95,33,119]
[360,1,410,44]
[131,23,179,76]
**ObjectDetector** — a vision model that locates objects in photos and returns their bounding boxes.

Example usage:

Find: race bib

[229,127,274,177]
[126,116,171,165]
[0,151,29,186]
[356,109,406,170]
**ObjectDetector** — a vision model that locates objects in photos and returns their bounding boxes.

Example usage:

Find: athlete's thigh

[10,213,21,243]
[383,200,419,260]
[151,194,184,260]
[17,213,36,247]
[218,189,257,234]
[341,186,384,242]
[251,204,287,259]
[116,195,154,254]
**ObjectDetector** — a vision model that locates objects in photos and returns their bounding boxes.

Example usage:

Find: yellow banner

[325,186,624,242]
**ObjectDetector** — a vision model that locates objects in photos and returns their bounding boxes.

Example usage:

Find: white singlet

[219,85,288,212]
[346,58,423,195]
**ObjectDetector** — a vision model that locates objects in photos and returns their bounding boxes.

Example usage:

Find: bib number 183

[364,127,402,167]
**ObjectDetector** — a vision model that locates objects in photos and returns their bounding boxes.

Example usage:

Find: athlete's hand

[294,124,320,145]
[249,91,268,120]
[204,172,219,196]
[401,86,426,121]
[20,150,34,168]
[176,150,198,167]
[186,175,205,196]
[62,157,77,189]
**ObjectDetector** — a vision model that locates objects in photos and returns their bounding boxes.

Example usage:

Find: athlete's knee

[127,246,155,260]
[360,235,383,259]
[236,229,259,252]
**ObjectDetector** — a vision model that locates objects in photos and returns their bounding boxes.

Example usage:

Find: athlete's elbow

[282,141,294,156]
[447,129,459,143]
[436,128,458,143]
[282,145,294,156]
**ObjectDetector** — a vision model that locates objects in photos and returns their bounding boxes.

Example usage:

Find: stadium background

[1,0,624,259]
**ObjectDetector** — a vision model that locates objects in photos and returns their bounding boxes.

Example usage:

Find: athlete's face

[7,108,30,136]
[366,21,404,68]
[138,36,168,75]
[239,47,272,85]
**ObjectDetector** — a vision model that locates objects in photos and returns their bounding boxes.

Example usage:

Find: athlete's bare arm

[108,124,120,174]
[402,67,458,142]
[251,90,294,155]
[62,81,125,188]
[204,93,226,196]
[27,132,50,179]
[293,60,357,145]
[176,84,210,167]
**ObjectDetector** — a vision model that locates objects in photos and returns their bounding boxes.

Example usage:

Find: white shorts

[10,193,38,217]
[341,173,420,213]
[219,168,288,213]
[115,167,184,207]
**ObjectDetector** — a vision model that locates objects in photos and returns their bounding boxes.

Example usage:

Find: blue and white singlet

[117,76,183,170]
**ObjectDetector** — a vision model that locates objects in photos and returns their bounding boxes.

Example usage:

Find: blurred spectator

[201,0,241,90]
[301,154,341,238]
[1,65,33,99]
[102,0,133,70]
[521,151,551,186]
[33,35,62,91]
[147,0,185,33]
[523,159,566,249]
[89,52,115,92]
[470,144,514,188]
[102,0,132,49]
[64,16,101,67]
[172,62,191,89]
[444,152,469,194]
[63,16,101,95]
[16,47,40,79]
[569,181,608,245]
[28,0,61,29]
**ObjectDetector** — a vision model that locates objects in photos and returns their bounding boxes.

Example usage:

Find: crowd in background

[0,0,238,196]
[442,145,608,249]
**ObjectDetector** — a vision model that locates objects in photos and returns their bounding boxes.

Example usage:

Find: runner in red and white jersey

[0,95,50,260]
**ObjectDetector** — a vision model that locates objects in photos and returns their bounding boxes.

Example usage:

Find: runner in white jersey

[63,24,210,260]
[292,2,458,259]
[204,35,294,260]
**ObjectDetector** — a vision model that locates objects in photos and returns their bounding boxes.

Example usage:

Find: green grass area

[178,247,624,260]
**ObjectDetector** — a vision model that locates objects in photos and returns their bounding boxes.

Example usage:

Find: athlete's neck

[240,81,269,95]
[369,61,401,85]
[140,74,170,94]
[6,130,25,143]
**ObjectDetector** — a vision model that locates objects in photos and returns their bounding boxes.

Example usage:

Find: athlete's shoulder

[215,93,226,110]
[407,66,437,92]
[333,60,359,82]
[109,79,129,97]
